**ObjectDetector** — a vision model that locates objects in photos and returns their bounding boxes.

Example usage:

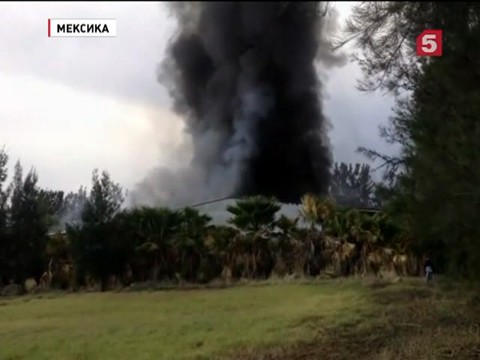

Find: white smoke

[129,84,274,208]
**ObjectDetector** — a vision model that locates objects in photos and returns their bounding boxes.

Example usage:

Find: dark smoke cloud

[131,2,345,207]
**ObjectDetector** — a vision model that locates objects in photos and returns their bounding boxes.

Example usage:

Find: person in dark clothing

[424,257,434,282]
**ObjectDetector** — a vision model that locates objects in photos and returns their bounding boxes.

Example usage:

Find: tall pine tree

[344,2,480,278]
[69,169,125,291]
[9,162,50,284]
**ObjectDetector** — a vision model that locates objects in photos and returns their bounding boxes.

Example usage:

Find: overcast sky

[0,1,396,194]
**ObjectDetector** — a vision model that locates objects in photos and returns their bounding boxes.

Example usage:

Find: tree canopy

[345,1,480,279]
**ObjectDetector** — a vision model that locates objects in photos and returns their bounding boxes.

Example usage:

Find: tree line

[0,147,411,292]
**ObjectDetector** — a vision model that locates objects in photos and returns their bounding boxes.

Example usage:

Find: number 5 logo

[416,30,443,57]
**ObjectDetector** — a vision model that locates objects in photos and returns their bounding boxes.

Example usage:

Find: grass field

[1,278,479,360]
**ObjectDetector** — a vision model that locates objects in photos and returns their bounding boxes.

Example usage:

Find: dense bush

[57,195,414,290]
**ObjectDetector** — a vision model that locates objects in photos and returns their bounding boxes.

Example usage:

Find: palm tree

[324,207,349,241]
[227,196,280,278]
[299,193,319,230]
[299,194,337,276]
[174,207,212,282]
[323,208,385,276]
[227,196,280,233]
[272,215,299,276]
[333,209,389,276]
[132,207,182,282]
[276,215,299,237]
[205,225,239,280]
[299,193,336,230]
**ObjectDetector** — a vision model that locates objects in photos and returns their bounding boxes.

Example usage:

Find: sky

[0,1,396,195]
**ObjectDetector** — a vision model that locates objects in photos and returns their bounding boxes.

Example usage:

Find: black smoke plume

[132,2,345,207]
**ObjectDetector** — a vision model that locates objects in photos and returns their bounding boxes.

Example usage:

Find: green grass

[0,280,373,360]
[2,278,479,360]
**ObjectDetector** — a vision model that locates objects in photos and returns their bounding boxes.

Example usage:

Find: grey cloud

[0,2,173,106]
[0,2,397,194]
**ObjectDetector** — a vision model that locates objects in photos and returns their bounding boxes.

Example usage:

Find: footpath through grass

[0,278,479,360]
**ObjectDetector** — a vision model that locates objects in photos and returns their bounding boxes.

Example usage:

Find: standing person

[424,256,434,282]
